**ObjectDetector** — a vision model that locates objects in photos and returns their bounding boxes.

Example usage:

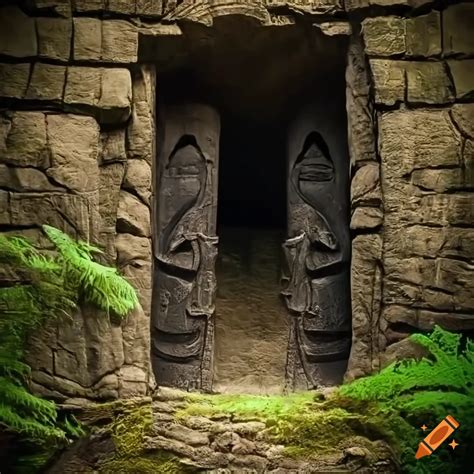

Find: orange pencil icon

[415,415,460,459]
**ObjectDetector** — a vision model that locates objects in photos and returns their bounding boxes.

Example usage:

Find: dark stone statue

[152,104,219,391]
[283,104,351,388]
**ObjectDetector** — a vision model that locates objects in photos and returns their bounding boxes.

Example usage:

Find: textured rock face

[0,0,473,399]
[48,390,398,473]
[0,55,154,399]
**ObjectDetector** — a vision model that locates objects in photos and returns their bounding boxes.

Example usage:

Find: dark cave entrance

[214,117,289,394]
[152,20,350,393]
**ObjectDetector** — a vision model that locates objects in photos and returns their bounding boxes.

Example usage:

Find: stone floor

[214,227,289,395]
[48,388,399,473]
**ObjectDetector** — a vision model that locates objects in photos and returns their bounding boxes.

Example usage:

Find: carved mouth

[297,321,351,362]
[152,329,203,362]
[299,163,334,182]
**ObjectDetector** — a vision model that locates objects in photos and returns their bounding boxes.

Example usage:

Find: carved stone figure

[152,104,219,391]
[283,104,351,389]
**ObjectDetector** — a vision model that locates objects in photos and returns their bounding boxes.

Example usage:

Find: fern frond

[42,225,138,316]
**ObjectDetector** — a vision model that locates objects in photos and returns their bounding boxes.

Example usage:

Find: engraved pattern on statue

[153,137,217,365]
[283,131,351,387]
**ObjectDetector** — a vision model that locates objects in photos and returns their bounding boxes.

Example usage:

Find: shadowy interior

[155,20,348,393]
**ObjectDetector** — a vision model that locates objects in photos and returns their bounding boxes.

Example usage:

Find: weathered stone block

[396,225,474,261]
[123,159,152,205]
[406,11,441,57]
[54,305,125,389]
[117,190,151,237]
[448,60,474,100]
[463,139,474,187]
[0,6,37,57]
[379,109,461,176]
[116,233,152,264]
[0,191,10,225]
[120,258,152,292]
[73,18,137,63]
[27,0,71,16]
[37,17,72,62]
[136,0,162,16]
[346,38,370,97]
[384,257,474,312]
[380,338,428,366]
[383,305,474,333]
[73,0,105,13]
[9,192,96,240]
[128,101,154,161]
[417,194,473,227]
[411,168,464,193]
[99,69,132,124]
[64,66,102,109]
[0,112,49,168]
[0,165,65,192]
[26,63,66,102]
[351,162,381,207]
[99,163,125,231]
[46,114,100,193]
[406,62,454,104]
[346,93,376,166]
[127,66,156,163]
[369,60,405,106]
[350,207,383,230]
[73,17,102,61]
[443,3,474,56]
[64,67,132,124]
[107,0,136,14]
[100,129,127,164]
[102,21,138,63]
[156,423,210,446]
[347,234,382,379]
[451,104,474,138]
[362,16,405,56]
[0,63,30,99]
[346,40,376,166]
[122,305,150,368]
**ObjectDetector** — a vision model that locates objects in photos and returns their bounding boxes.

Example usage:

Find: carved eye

[299,163,334,182]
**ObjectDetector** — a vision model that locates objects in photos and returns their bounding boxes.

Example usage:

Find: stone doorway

[151,19,350,393]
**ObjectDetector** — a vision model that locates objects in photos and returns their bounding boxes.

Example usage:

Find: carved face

[292,132,335,212]
[160,139,207,257]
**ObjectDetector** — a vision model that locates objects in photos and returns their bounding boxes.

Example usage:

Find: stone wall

[348,2,474,378]
[0,2,155,400]
[0,0,473,398]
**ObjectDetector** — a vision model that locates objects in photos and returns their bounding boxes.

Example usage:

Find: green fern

[42,225,138,316]
[338,326,474,473]
[0,226,139,469]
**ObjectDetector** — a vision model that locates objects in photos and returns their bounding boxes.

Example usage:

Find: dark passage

[155,20,350,392]
[213,117,289,394]
[218,119,287,229]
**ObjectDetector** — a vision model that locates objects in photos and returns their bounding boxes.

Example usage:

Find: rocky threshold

[47,388,399,473]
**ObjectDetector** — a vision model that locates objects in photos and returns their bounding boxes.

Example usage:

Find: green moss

[99,452,185,474]
[174,327,473,473]
[179,391,315,420]
[108,403,153,456]
[177,391,388,459]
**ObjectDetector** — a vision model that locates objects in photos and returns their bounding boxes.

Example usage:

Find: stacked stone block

[0,3,154,401]
[355,2,474,370]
